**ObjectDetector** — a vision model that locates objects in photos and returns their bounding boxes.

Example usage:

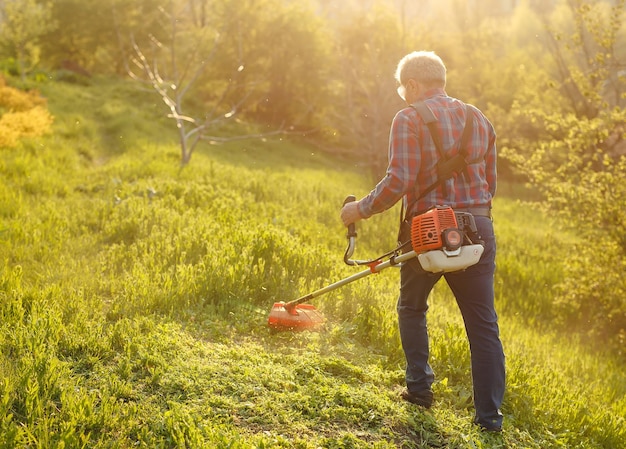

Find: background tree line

[0,0,624,352]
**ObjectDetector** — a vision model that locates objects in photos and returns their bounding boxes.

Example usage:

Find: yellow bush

[0,86,46,112]
[0,76,53,148]
[0,107,53,148]
[0,77,47,112]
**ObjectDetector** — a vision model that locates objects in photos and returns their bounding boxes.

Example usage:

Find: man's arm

[346,111,419,223]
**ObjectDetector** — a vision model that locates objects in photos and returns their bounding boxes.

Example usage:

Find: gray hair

[395,51,446,88]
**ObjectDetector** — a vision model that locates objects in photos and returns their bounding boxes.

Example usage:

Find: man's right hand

[340,201,362,227]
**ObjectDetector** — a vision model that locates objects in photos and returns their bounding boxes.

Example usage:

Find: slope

[0,77,623,448]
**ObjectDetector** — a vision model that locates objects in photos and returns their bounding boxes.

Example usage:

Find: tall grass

[0,78,624,448]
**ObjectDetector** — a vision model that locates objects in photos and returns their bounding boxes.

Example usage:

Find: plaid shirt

[357,88,497,219]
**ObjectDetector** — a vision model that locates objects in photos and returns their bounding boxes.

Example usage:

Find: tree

[539,0,626,118]
[246,2,332,128]
[0,0,57,81]
[197,0,334,132]
[39,0,168,75]
[324,4,408,176]
[128,0,284,167]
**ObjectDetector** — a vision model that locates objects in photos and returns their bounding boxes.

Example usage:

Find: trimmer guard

[267,302,325,331]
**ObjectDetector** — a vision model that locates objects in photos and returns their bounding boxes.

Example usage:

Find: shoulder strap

[404,102,475,221]
[412,102,446,161]
[459,104,474,156]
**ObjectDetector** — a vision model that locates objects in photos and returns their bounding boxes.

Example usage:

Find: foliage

[323,3,408,175]
[0,0,621,169]
[0,76,47,111]
[39,0,169,75]
[540,0,626,116]
[215,0,333,128]
[501,0,626,353]
[0,76,53,147]
[505,109,626,351]
[0,0,57,80]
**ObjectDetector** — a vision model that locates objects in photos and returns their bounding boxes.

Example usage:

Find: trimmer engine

[411,206,464,253]
[409,205,484,273]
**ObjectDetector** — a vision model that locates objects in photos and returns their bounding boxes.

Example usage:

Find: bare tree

[127,2,282,167]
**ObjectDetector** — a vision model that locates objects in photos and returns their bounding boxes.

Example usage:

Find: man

[340,51,505,432]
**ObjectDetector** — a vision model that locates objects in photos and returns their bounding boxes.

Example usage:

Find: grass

[0,77,624,448]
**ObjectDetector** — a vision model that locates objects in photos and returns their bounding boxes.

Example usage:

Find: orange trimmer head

[267,301,325,331]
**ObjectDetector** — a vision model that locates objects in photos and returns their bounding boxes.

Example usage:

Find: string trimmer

[266,196,484,332]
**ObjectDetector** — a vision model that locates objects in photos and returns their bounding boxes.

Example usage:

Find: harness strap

[411,102,446,161]
[403,101,476,222]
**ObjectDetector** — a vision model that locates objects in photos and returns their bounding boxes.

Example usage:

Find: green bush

[503,108,626,353]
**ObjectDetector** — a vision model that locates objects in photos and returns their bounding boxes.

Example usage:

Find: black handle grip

[343,195,357,237]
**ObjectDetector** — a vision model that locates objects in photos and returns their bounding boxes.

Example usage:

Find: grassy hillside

[0,78,624,448]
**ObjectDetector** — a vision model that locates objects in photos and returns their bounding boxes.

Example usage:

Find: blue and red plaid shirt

[357,88,497,219]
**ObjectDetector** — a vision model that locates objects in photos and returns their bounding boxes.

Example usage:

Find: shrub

[0,76,53,148]
[503,108,626,354]
[0,76,47,112]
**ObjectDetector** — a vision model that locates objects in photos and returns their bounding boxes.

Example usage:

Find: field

[0,78,624,448]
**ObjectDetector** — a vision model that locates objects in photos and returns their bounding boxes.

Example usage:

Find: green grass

[0,77,624,448]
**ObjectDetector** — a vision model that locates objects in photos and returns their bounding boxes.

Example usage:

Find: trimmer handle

[343,195,357,238]
[343,195,358,266]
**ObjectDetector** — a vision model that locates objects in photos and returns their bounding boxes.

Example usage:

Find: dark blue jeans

[397,216,505,428]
